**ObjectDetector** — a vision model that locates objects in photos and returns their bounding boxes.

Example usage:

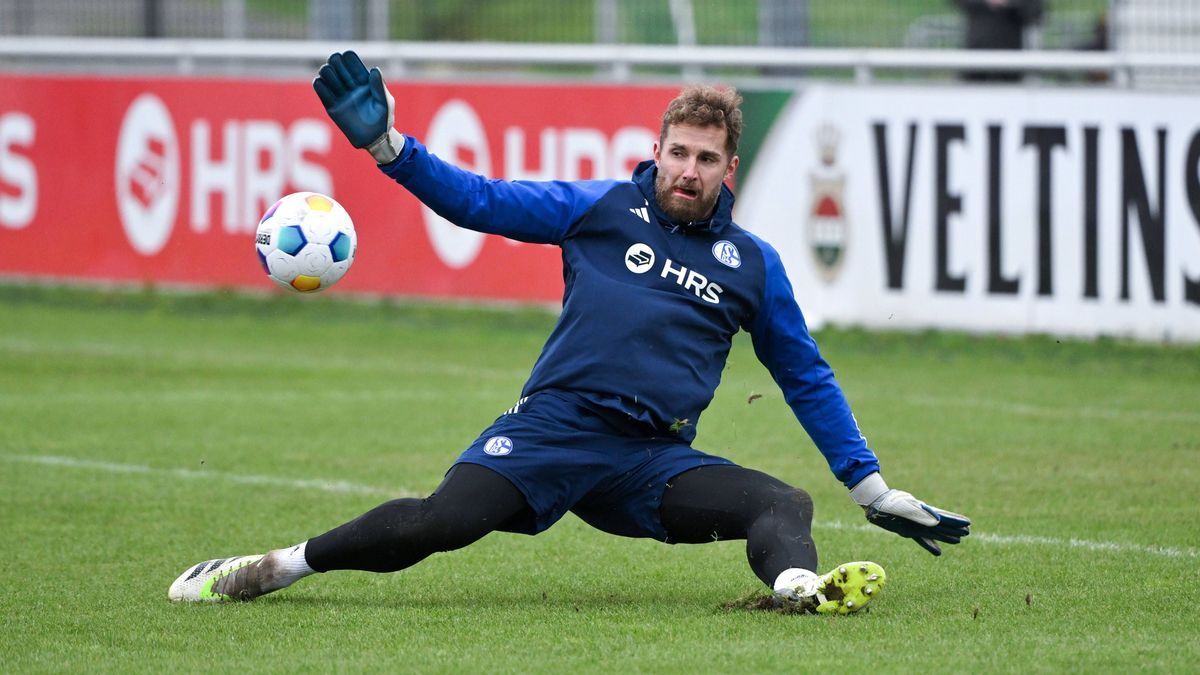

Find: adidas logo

[629,206,649,223]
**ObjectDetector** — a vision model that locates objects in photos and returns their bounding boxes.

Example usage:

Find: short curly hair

[659,85,743,157]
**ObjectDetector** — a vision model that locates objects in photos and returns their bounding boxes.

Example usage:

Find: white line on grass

[5,452,1196,560]
[1,453,417,498]
[0,387,504,405]
[905,394,1200,424]
[0,336,529,381]
[818,520,1199,559]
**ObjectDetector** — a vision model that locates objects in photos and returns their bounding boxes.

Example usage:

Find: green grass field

[2,284,1197,673]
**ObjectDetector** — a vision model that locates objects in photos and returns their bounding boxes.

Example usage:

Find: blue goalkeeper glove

[313,50,405,163]
[849,473,971,556]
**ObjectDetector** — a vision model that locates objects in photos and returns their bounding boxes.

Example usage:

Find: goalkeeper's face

[653,123,739,224]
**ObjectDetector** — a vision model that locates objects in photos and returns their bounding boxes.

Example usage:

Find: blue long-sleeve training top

[379,138,880,488]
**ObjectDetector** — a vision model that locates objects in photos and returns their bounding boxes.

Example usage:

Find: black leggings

[305,463,816,587]
[305,463,531,574]
[660,464,818,585]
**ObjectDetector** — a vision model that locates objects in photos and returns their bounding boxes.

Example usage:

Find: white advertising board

[739,84,1200,342]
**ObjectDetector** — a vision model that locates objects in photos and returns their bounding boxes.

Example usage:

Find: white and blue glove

[849,473,971,556]
[313,50,405,164]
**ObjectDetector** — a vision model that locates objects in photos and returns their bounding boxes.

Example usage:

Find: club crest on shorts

[712,240,741,268]
[483,436,513,456]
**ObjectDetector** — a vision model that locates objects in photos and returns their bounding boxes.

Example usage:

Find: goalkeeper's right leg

[168,464,532,602]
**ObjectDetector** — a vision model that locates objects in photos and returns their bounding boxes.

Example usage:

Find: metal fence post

[367,0,389,41]
[668,0,703,81]
[310,0,355,40]
[144,0,163,38]
[224,0,246,39]
[759,0,808,77]
[595,0,628,81]
[759,0,808,47]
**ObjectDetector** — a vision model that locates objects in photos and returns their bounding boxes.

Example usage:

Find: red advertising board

[0,74,678,302]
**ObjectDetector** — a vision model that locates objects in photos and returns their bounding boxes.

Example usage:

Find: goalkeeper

[169,51,970,614]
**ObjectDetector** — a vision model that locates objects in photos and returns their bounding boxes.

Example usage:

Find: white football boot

[168,554,275,602]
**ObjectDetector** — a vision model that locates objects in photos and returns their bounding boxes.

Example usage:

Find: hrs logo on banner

[114,93,334,257]
[422,99,658,270]
[1,112,36,230]
[115,94,181,256]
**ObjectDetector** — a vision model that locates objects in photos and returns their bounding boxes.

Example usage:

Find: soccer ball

[255,192,357,293]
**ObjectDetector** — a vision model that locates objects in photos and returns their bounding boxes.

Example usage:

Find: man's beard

[654,173,720,224]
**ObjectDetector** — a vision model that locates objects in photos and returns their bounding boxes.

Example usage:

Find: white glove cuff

[368,128,406,164]
[849,472,889,508]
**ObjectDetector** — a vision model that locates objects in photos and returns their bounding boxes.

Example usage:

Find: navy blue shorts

[455,391,734,541]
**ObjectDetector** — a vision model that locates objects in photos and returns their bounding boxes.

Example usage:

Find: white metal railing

[3,36,1200,87]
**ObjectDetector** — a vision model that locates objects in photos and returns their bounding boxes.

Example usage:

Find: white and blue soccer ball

[255,192,357,293]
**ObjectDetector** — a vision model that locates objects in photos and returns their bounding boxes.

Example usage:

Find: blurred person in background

[954,0,1045,81]
[1078,11,1111,83]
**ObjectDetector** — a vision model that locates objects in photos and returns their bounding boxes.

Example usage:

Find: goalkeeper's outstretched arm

[311,50,615,246]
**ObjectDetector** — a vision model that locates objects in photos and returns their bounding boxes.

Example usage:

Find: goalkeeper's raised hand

[313,50,405,164]
[849,473,971,556]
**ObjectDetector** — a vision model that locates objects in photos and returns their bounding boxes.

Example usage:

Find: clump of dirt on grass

[721,591,811,615]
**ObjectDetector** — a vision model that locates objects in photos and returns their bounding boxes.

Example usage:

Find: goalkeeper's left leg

[660,465,820,582]
[660,465,884,614]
